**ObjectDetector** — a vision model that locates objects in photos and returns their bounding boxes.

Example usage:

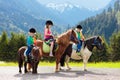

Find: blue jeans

[26,45,33,56]
[77,40,82,52]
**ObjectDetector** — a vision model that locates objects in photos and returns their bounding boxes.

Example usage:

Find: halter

[70,31,77,42]
[92,37,101,46]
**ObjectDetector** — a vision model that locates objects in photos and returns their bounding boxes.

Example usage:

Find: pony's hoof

[24,70,28,73]
[19,71,22,74]
[84,69,87,71]
[32,72,37,74]
[66,68,71,71]
[55,70,60,73]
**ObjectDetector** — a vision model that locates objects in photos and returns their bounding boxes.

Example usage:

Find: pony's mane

[85,36,98,41]
[56,30,72,45]
[58,30,71,38]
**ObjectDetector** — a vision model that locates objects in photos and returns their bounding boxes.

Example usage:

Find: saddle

[43,39,58,53]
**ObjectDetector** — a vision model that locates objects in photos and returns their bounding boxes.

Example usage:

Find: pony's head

[92,36,104,50]
[69,29,79,44]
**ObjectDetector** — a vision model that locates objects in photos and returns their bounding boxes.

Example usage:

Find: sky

[37,0,112,9]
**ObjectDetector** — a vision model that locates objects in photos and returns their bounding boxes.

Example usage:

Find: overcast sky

[37,0,112,9]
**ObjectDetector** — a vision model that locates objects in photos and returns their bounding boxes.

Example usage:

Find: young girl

[44,20,54,56]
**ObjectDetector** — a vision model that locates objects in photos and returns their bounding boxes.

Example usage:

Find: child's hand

[82,38,84,41]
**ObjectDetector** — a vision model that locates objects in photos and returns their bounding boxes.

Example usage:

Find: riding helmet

[45,20,53,25]
[76,25,82,29]
[29,28,36,33]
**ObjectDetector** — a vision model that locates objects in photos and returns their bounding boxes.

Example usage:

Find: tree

[108,6,112,13]
[110,31,120,61]
[116,11,120,31]
[114,0,120,12]
[7,32,26,61]
[0,31,9,61]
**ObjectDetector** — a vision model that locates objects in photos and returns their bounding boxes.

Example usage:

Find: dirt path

[0,66,120,80]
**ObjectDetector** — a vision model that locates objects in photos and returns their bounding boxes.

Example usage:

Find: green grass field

[0,61,120,68]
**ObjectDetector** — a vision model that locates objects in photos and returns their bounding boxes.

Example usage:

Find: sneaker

[49,52,53,57]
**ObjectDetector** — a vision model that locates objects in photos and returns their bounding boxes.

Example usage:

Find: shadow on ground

[14,69,106,80]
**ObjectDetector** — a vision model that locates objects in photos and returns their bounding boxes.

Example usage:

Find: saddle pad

[43,42,50,53]
[72,43,77,50]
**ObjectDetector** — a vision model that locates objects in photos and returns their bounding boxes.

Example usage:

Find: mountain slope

[79,0,120,41]
[0,0,46,35]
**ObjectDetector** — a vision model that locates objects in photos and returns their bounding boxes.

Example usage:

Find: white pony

[60,36,104,71]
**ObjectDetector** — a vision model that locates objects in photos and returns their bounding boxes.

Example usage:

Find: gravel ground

[0,66,120,80]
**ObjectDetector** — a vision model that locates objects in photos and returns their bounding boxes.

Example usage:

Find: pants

[26,45,33,56]
[77,40,82,52]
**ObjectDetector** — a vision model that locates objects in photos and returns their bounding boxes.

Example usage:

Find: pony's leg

[83,56,89,71]
[24,62,28,73]
[65,55,71,70]
[18,54,23,73]
[32,63,35,73]
[18,60,23,73]
[55,58,61,72]
[34,62,39,74]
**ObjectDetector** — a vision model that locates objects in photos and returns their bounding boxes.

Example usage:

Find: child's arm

[80,31,85,41]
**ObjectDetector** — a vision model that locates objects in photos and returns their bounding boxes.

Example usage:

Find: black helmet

[76,25,82,29]
[45,20,53,25]
[29,28,36,33]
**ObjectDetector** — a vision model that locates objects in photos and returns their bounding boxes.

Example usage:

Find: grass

[0,61,120,68]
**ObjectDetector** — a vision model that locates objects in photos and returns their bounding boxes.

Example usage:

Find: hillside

[0,0,105,35]
[79,0,120,41]
[0,0,46,35]
[0,0,118,39]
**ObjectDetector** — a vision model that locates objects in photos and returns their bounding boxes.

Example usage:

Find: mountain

[79,0,120,41]
[0,0,47,35]
[42,2,103,26]
[0,0,116,37]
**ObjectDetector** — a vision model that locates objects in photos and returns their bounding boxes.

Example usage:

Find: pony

[36,29,79,72]
[60,36,104,71]
[18,29,78,73]
[18,46,41,74]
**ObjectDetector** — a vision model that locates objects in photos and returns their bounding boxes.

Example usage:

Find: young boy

[44,20,54,56]
[25,28,36,62]
[75,25,85,52]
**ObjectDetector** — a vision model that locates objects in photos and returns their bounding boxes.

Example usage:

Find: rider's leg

[50,41,54,56]
[25,46,32,62]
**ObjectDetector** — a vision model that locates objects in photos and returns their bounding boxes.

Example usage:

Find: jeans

[77,40,82,52]
[26,45,33,56]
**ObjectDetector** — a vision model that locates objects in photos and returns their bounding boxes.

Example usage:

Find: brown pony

[36,29,78,72]
[18,46,40,74]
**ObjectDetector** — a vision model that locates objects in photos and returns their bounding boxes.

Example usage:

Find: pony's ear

[97,36,100,39]
[71,29,74,33]
[97,36,104,43]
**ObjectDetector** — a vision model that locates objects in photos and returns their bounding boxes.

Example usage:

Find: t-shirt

[27,36,34,46]
[77,32,81,40]
[44,28,51,39]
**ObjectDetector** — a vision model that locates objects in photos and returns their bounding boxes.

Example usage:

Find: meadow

[0,61,120,68]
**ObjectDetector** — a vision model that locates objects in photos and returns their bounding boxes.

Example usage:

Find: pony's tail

[60,44,72,67]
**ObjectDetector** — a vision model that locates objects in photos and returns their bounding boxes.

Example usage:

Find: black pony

[60,36,104,71]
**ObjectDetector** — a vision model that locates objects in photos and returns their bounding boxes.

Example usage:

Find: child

[25,28,36,62]
[44,20,54,56]
[75,25,85,52]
